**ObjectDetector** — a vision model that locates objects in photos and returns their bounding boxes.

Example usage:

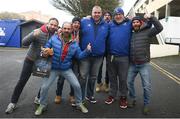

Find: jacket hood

[40,24,48,33]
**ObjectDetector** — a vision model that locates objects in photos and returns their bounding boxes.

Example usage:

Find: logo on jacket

[88,24,91,27]
[0,27,6,36]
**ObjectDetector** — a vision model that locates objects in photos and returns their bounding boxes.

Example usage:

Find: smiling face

[92,6,102,23]
[114,13,124,23]
[132,19,142,31]
[72,21,80,32]
[47,19,59,34]
[62,22,72,38]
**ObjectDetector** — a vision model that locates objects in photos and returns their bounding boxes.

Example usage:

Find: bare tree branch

[50,0,120,18]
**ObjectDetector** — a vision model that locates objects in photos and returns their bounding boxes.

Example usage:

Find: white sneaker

[76,103,88,113]
[35,104,46,116]
[34,96,40,105]
[5,103,16,114]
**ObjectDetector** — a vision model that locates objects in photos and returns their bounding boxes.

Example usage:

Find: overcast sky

[0,0,136,25]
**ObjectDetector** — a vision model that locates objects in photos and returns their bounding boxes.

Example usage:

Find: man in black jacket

[127,14,163,115]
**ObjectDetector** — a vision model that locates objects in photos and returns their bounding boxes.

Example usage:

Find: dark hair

[72,17,81,23]
[132,16,142,22]
[103,11,112,17]
[48,17,59,24]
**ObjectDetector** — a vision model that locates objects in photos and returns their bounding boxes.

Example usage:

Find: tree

[0,12,25,20]
[50,0,120,18]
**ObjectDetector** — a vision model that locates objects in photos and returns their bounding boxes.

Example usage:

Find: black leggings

[11,58,34,103]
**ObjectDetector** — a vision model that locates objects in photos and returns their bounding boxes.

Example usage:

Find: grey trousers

[107,55,129,97]
[79,56,103,100]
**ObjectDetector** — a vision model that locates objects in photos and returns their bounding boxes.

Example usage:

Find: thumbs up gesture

[86,43,91,51]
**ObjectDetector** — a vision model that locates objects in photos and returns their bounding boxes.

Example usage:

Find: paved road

[0,48,180,118]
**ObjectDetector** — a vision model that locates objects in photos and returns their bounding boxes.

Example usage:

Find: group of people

[5,5,163,116]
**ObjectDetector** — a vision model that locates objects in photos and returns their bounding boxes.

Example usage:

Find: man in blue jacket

[79,5,109,103]
[54,17,81,106]
[105,7,132,109]
[96,11,112,93]
[35,22,91,115]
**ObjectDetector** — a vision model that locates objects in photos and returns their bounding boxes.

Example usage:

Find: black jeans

[11,58,34,103]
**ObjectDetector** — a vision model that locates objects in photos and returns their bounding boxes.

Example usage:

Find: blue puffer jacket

[80,17,109,56]
[45,35,89,70]
[108,19,132,56]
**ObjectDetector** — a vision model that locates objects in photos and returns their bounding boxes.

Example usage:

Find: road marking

[16,59,23,63]
[150,61,180,85]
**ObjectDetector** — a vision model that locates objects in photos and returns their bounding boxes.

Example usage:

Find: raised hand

[144,13,152,19]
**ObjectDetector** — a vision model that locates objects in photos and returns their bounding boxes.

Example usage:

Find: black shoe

[128,99,136,108]
[85,96,97,104]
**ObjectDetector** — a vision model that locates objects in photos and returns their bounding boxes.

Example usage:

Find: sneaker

[69,96,75,106]
[82,100,87,106]
[102,83,109,93]
[143,105,150,115]
[5,103,16,114]
[71,102,76,107]
[105,96,114,105]
[96,83,103,92]
[76,103,88,113]
[54,96,61,104]
[34,96,40,105]
[34,104,46,116]
[128,99,136,108]
[85,96,97,104]
[120,96,128,109]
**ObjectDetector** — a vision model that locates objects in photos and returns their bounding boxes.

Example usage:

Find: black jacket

[130,17,163,64]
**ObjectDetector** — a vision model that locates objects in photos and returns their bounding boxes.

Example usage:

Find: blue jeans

[40,69,82,106]
[56,76,74,96]
[79,56,103,100]
[55,59,79,96]
[127,63,151,105]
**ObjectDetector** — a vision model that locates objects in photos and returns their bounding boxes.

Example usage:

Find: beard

[63,32,71,37]
[48,28,57,34]
[133,25,141,31]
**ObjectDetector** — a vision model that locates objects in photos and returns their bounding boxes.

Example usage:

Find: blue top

[80,17,109,56]
[45,35,90,70]
[108,19,132,56]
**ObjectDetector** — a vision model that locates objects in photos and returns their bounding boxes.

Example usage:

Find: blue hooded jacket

[80,17,109,56]
[45,35,89,70]
[108,19,132,56]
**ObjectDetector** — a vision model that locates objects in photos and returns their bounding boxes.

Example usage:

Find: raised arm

[145,15,163,37]
[75,43,91,59]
